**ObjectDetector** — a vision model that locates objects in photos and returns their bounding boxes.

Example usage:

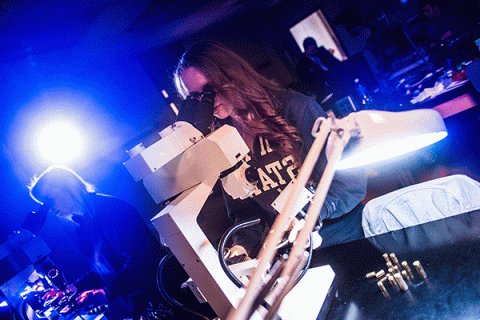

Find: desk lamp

[228,108,447,320]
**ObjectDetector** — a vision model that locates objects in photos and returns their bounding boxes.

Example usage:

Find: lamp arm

[226,117,334,320]
[263,251,309,320]
[263,127,352,320]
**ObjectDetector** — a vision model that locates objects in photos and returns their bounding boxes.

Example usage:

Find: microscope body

[125,122,250,318]
[124,122,334,319]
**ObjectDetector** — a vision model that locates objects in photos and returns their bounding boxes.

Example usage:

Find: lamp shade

[336,109,447,170]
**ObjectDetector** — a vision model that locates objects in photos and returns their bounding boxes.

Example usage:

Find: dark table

[377,65,480,115]
[311,209,480,320]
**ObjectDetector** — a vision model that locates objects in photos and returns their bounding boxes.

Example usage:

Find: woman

[173,41,367,261]
[29,165,168,319]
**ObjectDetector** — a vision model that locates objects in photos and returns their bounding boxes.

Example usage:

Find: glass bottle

[354,78,373,109]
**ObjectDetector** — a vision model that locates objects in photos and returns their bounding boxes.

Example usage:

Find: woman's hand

[224,245,251,265]
[229,245,248,258]
[42,289,63,301]
[287,218,322,249]
[75,288,108,306]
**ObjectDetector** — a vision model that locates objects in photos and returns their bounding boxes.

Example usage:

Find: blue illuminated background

[0,1,189,279]
[0,0,277,281]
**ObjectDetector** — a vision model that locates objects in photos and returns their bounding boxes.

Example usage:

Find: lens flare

[37,121,84,164]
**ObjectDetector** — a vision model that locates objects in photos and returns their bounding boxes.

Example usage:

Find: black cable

[154,219,313,320]
[156,252,210,320]
[19,298,29,320]
[217,218,262,288]
[218,218,313,288]
[295,232,314,286]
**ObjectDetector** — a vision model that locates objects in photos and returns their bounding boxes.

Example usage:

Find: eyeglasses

[187,83,216,102]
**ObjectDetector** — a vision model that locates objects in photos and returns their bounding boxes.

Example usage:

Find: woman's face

[41,186,83,223]
[180,67,236,120]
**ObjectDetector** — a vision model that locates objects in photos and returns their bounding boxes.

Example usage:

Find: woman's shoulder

[278,89,313,103]
[277,89,328,135]
[278,89,317,111]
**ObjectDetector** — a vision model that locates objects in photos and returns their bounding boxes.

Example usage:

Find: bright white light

[336,131,448,170]
[369,112,386,124]
[0,301,8,307]
[37,121,84,164]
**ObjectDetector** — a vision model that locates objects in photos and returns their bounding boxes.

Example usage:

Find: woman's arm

[283,91,367,220]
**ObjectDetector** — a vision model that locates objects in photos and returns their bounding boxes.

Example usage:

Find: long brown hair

[29,165,96,206]
[174,41,303,164]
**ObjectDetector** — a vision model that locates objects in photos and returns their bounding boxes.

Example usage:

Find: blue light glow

[37,121,84,164]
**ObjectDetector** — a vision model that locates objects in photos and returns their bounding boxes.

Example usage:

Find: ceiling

[0,0,276,64]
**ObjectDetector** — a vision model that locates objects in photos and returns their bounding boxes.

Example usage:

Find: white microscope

[123,91,335,319]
